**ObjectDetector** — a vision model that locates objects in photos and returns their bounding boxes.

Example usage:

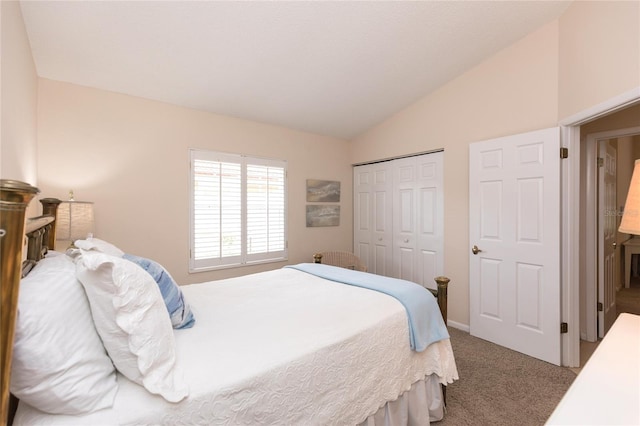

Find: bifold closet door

[392,152,443,289]
[354,152,443,291]
[353,162,393,276]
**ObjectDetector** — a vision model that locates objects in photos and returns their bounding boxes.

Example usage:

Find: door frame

[560,87,640,367]
[584,126,640,342]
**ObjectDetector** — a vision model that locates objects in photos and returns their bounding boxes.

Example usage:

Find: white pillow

[75,250,189,403]
[11,254,117,414]
[73,237,125,257]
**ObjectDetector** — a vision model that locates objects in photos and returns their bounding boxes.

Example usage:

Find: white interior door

[598,141,617,338]
[353,162,393,275]
[469,127,561,365]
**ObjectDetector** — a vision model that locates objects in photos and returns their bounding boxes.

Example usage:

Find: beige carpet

[435,328,576,426]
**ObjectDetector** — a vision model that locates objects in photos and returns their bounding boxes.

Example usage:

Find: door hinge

[597,157,604,167]
[597,302,603,311]
[560,147,569,159]
[560,322,568,334]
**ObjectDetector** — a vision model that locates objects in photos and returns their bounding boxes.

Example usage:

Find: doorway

[583,127,640,343]
[562,92,640,367]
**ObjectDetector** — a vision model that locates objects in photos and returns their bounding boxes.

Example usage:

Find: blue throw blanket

[285,263,449,352]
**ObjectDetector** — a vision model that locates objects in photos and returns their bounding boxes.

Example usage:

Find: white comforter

[15,267,458,425]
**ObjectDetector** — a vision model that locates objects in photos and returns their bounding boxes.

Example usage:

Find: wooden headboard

[0,180,60,426]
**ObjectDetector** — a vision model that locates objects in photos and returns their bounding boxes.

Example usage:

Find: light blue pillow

[123,254,195,329]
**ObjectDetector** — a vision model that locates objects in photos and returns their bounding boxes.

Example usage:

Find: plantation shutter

[190,149,287,271]
[246,159,286,262]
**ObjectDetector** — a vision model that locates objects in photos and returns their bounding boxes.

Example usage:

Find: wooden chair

[313,251,367,272]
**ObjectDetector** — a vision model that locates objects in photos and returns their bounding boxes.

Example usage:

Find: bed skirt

[358,374,444,426]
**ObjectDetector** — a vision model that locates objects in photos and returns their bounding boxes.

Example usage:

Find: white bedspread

[14,267,458,425]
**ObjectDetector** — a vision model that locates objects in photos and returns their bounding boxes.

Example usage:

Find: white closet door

[392,153,443,290]
[354,152,443,288]
[392,156,417,281]
[415,152,444,290]
[353,162,393,275]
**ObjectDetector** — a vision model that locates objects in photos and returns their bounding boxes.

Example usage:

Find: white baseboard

[447,320,469,332]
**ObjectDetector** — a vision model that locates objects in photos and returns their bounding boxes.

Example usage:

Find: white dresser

[546,313,640,425]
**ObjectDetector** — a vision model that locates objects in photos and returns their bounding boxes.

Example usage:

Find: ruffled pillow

[72,238,195,330]
[75,250,189,403]
[73,237,124,257]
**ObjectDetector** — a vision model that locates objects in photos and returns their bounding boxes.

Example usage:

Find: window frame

[189,149,288,272]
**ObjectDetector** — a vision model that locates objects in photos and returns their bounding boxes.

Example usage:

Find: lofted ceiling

[20,1,571,140]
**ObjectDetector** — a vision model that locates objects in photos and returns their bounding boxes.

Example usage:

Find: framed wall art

[306,205,340,227]
[306,179,340,202]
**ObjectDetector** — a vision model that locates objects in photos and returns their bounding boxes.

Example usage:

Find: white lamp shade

[57,201,95,241]
[619,159,640,235]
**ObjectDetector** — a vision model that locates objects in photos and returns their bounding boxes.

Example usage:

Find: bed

[0,179,458,426]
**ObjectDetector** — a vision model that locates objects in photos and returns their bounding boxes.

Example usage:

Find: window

[189,149,287,271]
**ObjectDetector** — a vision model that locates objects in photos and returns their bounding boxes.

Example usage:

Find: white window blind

[190,149,287,271]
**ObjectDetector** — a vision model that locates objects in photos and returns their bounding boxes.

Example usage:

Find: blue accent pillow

[123,254,195,329]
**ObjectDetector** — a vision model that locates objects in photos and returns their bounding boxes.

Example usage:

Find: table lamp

[619,159,640,235]
[56,190,94,246]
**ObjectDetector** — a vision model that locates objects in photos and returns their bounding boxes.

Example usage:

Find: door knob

[472,245,482,255]
[613,242,617,249]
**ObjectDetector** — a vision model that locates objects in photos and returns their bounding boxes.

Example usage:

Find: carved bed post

[433,275,451,407]
[40,198,61,250]
[434,276,449,324]
[1,180,39,426]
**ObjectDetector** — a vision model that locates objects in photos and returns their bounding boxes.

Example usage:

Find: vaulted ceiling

[20,1,571,139]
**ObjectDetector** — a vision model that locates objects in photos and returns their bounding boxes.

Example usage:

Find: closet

[353,151,444,290]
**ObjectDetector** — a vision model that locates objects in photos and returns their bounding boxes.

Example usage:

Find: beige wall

[581,104,640,136]
[1,1,39,216]
[558,1,640,119]
[36,79,352,284]
[349,1,640,328]
[349,21,561,327]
